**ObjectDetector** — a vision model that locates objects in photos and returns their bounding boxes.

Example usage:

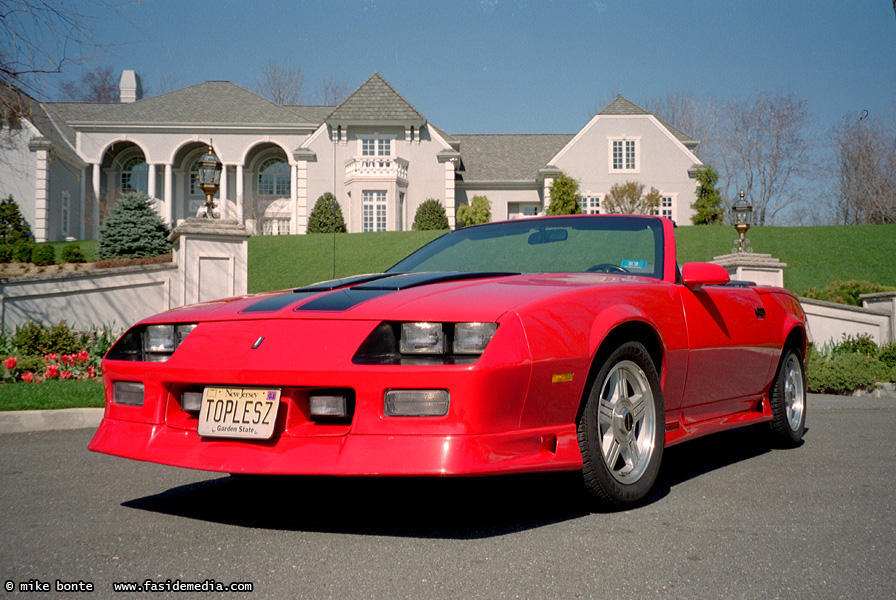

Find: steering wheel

[587,263,628,274]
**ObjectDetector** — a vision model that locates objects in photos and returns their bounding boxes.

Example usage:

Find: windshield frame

[387,214,670,281]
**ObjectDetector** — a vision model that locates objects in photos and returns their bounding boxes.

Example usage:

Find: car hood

[146,271,663,325]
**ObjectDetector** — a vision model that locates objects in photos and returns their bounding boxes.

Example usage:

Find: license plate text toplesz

[198,387,281,439]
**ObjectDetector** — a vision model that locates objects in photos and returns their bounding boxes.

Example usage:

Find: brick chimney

[119,70,143,103]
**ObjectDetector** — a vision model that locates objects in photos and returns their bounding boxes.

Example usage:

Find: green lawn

[248,230,445,292]
[0,378,104,411]
[248,224,896,296]
[674,224,896,295]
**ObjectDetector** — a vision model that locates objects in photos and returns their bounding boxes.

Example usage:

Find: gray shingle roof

[453,134,573,182]
[598,95,650,116]
[51,81,321,126]
[327,73,425,125]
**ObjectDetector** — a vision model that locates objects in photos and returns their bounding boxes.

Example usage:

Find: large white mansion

[1,71,703,242]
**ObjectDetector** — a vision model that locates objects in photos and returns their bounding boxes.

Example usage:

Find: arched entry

[242,143,292,234]
[98,141,154,219]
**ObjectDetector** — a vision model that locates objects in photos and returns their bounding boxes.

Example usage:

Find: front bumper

[88,418,583,476]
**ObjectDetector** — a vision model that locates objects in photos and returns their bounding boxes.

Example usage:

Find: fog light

[181,391,203,412]
[113,381,145,406]
[384,390,449,417]
[309,394,348,418]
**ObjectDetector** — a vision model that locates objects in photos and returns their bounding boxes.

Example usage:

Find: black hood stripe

[294,288,392,312]
[246,272,517,314]
[240,291,318,313]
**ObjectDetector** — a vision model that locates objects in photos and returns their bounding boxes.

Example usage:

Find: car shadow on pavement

[122,425,803,539]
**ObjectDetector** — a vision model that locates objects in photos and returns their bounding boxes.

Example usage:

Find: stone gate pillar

[711,253,786,287]
[168,218,250,308]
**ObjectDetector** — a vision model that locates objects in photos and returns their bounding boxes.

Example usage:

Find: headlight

[353,321,499,364]
[107,323,198,362]
[453,323,498,354]
[400,323,446,354]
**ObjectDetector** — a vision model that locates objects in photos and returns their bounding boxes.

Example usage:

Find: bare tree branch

[830,112,896,224]
[709,92,815,225]
[313,76,349,106]
[254,60,305,105]
[58,64,118,102]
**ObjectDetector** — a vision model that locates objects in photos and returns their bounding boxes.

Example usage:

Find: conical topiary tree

[97,192,171,259]
[0,195,33,244]
[307,192,347,233]
[412,198,449,230]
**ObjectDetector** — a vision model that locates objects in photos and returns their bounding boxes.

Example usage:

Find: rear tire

[768,347,807,446]
[577,342,664,507]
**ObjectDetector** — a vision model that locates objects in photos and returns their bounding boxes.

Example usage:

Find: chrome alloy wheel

[783,353,806,432]
[597,360,657,484]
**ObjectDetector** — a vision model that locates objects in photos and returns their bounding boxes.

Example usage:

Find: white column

[79,167,87,239]
[33,148,49,242]
[92,163,101,233]
[543,177,554,212]
[236,164,244,224]
[290,163,298,234]
[147,163,158,221]
[444,161,456,230]
[296,160,308,234]
[164,163,174,224]
[219,165,228,217]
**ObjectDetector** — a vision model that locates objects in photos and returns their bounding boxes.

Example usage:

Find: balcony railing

[345,156,409,180]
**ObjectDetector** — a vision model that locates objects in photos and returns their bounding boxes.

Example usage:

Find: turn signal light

[384,390,449,417]
[113,381,145,406]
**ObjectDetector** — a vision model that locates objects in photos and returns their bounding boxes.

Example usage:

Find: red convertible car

[89,215,809,506]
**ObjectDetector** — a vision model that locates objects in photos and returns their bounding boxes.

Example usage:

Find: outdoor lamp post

[731,190,753,253]
[196,143,222,218]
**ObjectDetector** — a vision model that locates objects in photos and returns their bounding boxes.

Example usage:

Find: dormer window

[609,138,639,172]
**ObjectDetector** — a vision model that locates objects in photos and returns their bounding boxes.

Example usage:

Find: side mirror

[681,262,730,290]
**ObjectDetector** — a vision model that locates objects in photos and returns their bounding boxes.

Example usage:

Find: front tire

[577,342,664,507]
[768,347,807,446]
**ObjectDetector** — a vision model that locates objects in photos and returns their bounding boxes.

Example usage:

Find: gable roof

[326,72,425,126]
[598,95,650,116]
[598,94,698,148]
[453,134,573,182]
[50,81,324,127]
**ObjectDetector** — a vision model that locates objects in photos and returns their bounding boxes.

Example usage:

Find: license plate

[198,387,281,439]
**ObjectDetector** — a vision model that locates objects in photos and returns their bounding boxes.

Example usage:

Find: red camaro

[89,215,809,506]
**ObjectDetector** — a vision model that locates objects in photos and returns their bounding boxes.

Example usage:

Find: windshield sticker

[621,260,648,271]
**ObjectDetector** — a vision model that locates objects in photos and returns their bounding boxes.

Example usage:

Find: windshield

[388,215,665,279]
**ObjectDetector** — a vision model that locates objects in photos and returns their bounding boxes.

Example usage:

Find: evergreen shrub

[412,199,449,230]
[97,192,171,259]
[808,351,891,395]
[13,242,34,263]
[61,242,87,263]
[31,244,56,266]
[307,193,347,233]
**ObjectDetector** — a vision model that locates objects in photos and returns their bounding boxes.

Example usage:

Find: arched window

[120,156,148,193]
[257,157,290,196]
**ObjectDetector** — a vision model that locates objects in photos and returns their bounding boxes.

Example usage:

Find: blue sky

[47,0,896,135]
